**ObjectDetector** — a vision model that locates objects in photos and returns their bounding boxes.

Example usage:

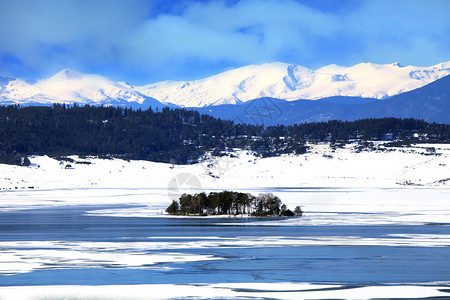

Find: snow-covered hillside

[1,143,448,192]
[137,61,450,107]
[0,69,152,106]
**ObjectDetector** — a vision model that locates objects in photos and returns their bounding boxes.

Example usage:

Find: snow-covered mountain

[136,61,450,107]
[0,68,161,107]
[1,61,449,108]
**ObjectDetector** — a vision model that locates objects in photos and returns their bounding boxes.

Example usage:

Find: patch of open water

[0,205,449,287]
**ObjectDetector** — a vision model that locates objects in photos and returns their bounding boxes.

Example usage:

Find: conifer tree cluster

[166,191,303,217]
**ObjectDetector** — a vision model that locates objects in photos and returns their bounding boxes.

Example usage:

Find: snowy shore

[1,142,449,223]
[1,143,449,192]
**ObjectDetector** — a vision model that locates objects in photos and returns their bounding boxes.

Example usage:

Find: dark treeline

[166,191,303,217]
[1,104,450,166]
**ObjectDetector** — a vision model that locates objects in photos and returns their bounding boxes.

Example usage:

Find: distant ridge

[195,75,450,125]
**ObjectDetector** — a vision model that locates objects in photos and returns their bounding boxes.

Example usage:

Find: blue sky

[1,0,449,84]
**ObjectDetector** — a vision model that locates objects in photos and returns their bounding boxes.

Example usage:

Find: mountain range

[138,61,450,106]
[1,61,449,124]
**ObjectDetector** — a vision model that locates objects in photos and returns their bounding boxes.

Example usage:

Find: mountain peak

[52,68,84,81]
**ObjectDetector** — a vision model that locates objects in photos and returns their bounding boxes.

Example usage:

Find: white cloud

[120,0,340,70]
[0,0,449,82]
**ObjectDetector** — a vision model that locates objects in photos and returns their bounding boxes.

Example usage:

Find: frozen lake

[0,187,449,299]
[1,144,449,297]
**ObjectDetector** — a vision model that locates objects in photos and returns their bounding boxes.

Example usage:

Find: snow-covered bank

[1,282,449,300]
[1,143,449,191]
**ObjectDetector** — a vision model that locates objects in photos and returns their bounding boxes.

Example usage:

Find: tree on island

[166,200,180,215]
[294,205,303,217]
[165,191,302,217]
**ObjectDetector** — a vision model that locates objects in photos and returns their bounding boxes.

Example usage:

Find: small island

[166,191,303,217]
